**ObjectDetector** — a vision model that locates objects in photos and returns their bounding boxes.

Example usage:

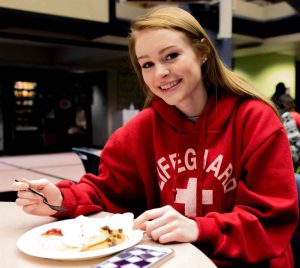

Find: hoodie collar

[151,90,240,132]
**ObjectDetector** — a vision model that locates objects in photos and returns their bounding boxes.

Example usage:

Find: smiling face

[135,28,208,116]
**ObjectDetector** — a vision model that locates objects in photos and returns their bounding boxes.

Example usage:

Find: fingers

[12,179,44,208]
[23,204,40,215]
[12,178,49,191]
[12,178,59,216]
[15,194,40,207]
[25,178,49,191]
[12,178,30,191]
[17,188,40,201]
[134,205,199,244]
[134,206,177,243]
[134,206,169,230]
[147,221,177,243]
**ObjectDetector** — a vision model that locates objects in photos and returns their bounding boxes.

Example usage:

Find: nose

[155,63,169,78]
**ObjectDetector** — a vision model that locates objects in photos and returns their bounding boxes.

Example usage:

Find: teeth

[161,80,179,90]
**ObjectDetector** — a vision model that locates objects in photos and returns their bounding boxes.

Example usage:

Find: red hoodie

[56,91,298,267]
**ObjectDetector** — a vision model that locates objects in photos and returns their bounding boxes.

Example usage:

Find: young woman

[13,6,298,267]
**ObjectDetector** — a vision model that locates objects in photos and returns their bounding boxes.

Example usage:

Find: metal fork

[14,179,66,212]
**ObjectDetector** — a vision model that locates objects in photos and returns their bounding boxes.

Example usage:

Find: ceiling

[0,0,299,73]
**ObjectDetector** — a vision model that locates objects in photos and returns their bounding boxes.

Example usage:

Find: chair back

[72,147,101,175]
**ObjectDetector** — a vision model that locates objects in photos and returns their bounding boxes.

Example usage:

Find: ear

[199,38,208,64]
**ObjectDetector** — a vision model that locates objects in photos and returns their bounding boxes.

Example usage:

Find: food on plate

[42,228,63,237]
[80,226,126,251]
[17,213,141,260]
[39,219,127,252]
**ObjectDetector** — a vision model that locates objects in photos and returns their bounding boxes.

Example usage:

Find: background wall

[0,0,109,22]
[234,53,296,98]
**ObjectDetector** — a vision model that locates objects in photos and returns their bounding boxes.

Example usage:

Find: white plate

[17,218,144,261]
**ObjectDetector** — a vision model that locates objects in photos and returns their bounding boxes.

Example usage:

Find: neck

[180,87,208,117]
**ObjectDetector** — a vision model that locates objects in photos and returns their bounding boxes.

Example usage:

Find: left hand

[134,205,198,244]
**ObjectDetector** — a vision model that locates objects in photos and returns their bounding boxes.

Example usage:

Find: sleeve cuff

[51,181,77,218]
[189,216,219,244]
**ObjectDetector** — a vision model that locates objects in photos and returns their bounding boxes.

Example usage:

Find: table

[0,202,216,268]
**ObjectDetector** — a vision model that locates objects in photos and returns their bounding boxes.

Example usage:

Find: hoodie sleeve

[54,128,148,218]
[190,102,299,265]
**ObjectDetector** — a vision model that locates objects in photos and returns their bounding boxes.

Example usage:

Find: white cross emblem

[174,177,213,216]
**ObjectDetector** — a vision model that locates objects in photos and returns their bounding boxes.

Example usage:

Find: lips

[159,79,181,91]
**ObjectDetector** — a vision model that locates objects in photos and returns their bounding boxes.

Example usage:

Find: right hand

[12,178,63,216]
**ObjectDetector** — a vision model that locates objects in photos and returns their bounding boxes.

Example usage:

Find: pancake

[81,225,126,251]
[41,225,126,252]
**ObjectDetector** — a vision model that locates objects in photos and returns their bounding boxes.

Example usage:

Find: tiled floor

[0,152,86,192]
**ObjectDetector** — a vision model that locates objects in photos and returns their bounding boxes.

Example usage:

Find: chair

[291,174,300,267]
[72,147,101,175]
[0,190,17,202]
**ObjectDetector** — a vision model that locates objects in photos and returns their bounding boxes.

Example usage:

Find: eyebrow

[137,45,176,61]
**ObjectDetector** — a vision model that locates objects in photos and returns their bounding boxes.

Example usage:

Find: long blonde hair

[128,6,276,111]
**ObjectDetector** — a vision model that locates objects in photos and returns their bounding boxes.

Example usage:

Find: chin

[161,98,177,106]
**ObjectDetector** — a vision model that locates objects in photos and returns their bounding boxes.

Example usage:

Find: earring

[202,57,207,64]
